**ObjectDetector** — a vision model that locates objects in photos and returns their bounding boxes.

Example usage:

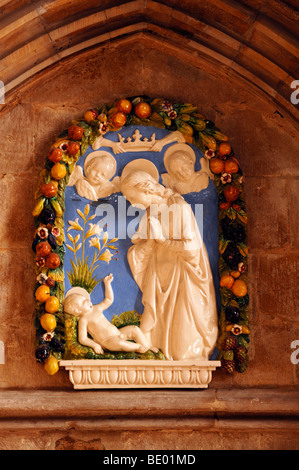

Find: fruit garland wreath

[32,96,250,376]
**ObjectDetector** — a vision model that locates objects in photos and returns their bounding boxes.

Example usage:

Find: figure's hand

[149,217,165,242]
[104,273,113,285]
[112,142,125,154]
[93,344,104,355]
[151,141,164,152]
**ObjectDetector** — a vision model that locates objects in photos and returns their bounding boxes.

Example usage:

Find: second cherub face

[168,152,194,181]
[85,156,116,186]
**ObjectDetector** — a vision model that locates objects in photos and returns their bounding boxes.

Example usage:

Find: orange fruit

[219,202,231,210]
[67,141,80,156]
[219,142,231,156]
[231,271,241,279]
[41,182,57,198]
[134,102,152,119]
[45,252,61,269]
[220,274,235,289]
[36,241,51,257]
[48,147,62,163]
[224,184,240,202]
[232,279,247,297]
[224,159,239,174]
[35,284,50,303]
[68,124,84,140]
[115,99,132,114]
[51,162,67,180]
[111,112,127,128]
[84,109,97,123]
[210,158,225,174]
[232,203,242,212]
[44,355,59,375]
[40,313,57,331]
[45,296,60,314]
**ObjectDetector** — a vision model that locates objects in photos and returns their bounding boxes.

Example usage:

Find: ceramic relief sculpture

[121,166,218,361]
[32,97,250,386]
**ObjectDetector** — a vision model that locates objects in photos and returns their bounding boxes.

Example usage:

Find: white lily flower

[99,249,113,264]
[89,237,101,251]
[85,223,103,239]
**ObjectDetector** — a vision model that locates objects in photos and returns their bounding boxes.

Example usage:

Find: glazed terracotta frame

[32,96,250,381]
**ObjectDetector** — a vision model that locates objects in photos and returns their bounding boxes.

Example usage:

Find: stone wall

[0,38,298,449]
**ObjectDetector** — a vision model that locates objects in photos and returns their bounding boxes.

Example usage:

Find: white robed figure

[121,166,218,361]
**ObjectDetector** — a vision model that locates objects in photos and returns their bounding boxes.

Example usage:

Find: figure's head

[164,143,196,182]
[168,152,194,181]
[63,288,93,317]
[121,171,165,209]
[84,151,116,185]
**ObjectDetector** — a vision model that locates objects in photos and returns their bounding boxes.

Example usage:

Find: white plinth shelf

[60,359,221,389]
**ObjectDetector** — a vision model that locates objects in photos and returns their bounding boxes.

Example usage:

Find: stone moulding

[60,359,221,389]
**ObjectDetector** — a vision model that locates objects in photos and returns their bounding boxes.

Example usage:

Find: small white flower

[221,172,232,184]
[51,227,60,237]
[204,149,215,159]
[42,332,54,342]
[167,110,177,119]
[231,325,243,336]
[37,227,48,239]
[37,273,48,284]
[99,123,109,135]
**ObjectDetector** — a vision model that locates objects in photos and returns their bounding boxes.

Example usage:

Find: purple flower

[162,101,173,113]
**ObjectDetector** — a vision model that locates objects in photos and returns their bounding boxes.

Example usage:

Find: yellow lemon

[35,285,50,303]
[220,274,234,289]
[40,313,57,331]
[44,355,59,375]
[232,279,247,297]
[45,296,60,313]
[51,162,66,180]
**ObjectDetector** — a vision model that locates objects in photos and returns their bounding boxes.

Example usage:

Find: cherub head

[84,151,117,186]
[63,287,93,317]
[164,143,196,182]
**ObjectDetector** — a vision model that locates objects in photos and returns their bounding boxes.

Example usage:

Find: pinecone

[222,335,238,351]
[235,355,249,373]
[234,346,247,364]
[222,359,235,375]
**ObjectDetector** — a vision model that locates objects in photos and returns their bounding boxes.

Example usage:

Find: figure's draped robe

[127,195,218,361]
